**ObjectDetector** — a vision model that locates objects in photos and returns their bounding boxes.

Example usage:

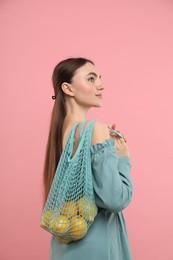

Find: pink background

[1,0,173,259]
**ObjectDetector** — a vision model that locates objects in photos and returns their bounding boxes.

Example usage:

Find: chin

[92,103,103,108]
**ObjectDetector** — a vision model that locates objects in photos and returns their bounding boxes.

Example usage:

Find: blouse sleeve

[90,138,133,214]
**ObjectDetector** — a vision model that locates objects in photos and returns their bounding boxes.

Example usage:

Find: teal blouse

[50,138,133,260]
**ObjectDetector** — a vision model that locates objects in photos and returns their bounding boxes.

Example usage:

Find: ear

[61,82,74,97]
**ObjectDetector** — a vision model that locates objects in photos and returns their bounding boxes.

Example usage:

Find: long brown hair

[42,57,94,209]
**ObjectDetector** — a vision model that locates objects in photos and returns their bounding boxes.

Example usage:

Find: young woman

[42,57,133,260]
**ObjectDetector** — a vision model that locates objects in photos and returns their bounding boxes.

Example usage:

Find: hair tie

[52,95,56,99]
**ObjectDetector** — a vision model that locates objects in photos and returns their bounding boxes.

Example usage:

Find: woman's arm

[91,121,133,214]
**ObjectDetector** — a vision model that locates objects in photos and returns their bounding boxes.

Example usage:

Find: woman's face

[70,62,105,108]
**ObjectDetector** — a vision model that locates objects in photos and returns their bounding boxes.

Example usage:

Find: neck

[64,99,90,122]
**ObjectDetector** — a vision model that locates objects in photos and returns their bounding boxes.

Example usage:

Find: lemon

[77,196,98,222]
[40,210,56,229]
[57,235,73,244]
[51,215,70,236]
[70,216,87,239]
[60,201,78,219]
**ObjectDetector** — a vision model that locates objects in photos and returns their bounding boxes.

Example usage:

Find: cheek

[83,88,93,95]
[79,83,94,95]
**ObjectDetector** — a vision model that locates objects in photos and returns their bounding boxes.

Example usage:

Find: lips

[96,95,102,98]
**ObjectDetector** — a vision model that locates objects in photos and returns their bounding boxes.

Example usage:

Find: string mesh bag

[40,119,98,244]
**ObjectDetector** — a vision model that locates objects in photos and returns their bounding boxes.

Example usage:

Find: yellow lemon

[57,235,73,244]
[51,215,70,236]
[70,216,87,239]
[60,201,78,219]
[40,210,56,229]
[77,196,98,222]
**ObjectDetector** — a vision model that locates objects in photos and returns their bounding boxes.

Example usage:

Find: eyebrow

[86,72,101,78]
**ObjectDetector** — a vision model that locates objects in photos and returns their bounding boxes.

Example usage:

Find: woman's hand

[109,123,130,158]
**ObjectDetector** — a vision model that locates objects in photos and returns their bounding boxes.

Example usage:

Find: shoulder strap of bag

[79,120,87,140]
[75,119,96,146]
[68,119,96,157]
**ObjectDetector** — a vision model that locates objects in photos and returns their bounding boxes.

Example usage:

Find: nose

[97,80,105,90]
[97,81,104,90]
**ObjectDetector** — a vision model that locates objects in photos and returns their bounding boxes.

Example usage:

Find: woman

[42,57,133,260]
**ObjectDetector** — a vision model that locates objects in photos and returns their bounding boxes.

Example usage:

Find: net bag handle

[68,120,96,162]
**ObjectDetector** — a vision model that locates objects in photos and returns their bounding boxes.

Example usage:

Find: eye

[88,77,95,82]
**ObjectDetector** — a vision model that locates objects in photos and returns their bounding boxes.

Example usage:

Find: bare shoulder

[73,119,110,146]
[90,120,110,146]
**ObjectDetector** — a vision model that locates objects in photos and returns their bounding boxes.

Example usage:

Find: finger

[110,132,118,137]
[116,130,126,140]
[120,137,127,144]
[111,123,116,130]
[121,136,127,142]
[116,138,121,144]
[120,138,125,142]
[109,134,117,139]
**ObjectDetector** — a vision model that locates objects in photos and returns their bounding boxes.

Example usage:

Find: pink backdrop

[1,0,173,259]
